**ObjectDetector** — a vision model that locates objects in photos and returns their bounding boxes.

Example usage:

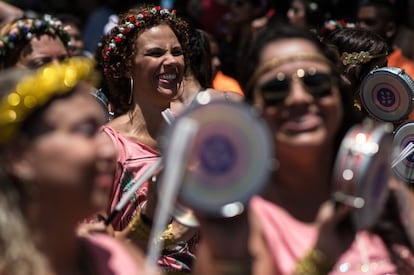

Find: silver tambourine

[393,121,414,184]
[161,100,273,219]
[360,67,414,123]
[333,120,393,230]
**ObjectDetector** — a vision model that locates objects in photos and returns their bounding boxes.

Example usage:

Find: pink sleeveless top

[101,126,195,273]
[251,196,398,274]
[101,125,160,231]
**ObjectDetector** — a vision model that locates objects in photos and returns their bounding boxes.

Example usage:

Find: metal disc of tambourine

[333,120,393,230]
[162,100,273,219]
[392,121,414,184]
[360,67,414,123]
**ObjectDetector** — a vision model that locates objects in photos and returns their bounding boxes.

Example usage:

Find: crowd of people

[1,0,414,274]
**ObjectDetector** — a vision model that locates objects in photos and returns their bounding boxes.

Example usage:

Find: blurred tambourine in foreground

[360,67,414,123]
[333,119,393,230]
[161,99,274,221]
[392,120,414,185]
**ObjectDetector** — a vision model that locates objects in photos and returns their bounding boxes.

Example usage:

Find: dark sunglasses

[259,68,335,106]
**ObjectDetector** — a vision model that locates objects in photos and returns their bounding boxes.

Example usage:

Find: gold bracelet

[129,213,176,248]
[157,223,176,248]
[128,213,152,243]
[294,248,333,275]
[212,259,252,275]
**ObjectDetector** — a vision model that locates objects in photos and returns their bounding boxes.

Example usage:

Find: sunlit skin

[287,0,307,28]
[132,24,185,105]
[253,38,343,155]
[14,34,69,69]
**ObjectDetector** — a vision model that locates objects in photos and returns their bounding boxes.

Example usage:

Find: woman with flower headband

[0,57,147,275]
[0,14,70,70]
[193,23,414,274]
[99,5,197,274]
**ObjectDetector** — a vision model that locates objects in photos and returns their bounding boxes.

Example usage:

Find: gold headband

[0,57,99,145]
[247,53,332,89]
[341,51,388,66]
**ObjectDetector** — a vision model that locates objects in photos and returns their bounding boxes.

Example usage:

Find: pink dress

[102,125,160,231]
[251,196,398,274]
[101,125,195,273]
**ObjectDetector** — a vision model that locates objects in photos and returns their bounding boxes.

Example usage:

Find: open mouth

[159,73,179,85]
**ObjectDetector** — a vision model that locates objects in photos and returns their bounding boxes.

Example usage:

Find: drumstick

[392,142,414,168]
[105,158,163,226]
[144,117,199,274]
[391,143,413,167]
[161,108,175,125]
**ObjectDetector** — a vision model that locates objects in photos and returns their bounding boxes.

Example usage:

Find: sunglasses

[259,68,335,106]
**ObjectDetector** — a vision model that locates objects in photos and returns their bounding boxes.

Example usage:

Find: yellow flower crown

[0,57,99,145]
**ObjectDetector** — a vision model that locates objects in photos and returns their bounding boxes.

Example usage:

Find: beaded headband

[102,6,176,73]
[341,51,388,66]
[0,57,98,145]
[247,53,332,89]
[0,15,70,59]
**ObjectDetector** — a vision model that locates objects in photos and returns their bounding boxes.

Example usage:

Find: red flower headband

[102,6,176,73]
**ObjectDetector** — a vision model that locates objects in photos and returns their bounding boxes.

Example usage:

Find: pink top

[101,126,195,273]
[84,233,143,275]
[251,196,398,274]
[101,125,160,231]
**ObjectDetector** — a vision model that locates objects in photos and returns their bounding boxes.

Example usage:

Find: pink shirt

[101,126,195,273]
[102,125,160,231]
[251,196,398,274]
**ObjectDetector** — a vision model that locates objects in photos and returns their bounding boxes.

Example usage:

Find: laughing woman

[99,5,197,274]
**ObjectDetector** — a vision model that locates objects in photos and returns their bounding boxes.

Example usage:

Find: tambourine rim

[166,100,274,216]
[393,121,414,183]
[333,123,392,229]
[360,67,413,122]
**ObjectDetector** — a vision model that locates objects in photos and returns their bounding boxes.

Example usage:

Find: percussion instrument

[161,99,274,220]
[360,67,414,123]
[393,120,414,185]
[333,119,393,230]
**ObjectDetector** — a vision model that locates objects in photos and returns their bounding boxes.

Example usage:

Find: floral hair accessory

[0,57,98,145]
[102,6,176,73]
[341,51,388,66]
[0,14,70,59]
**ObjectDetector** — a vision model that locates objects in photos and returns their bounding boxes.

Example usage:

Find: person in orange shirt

[356,0,414,120]
[204,31,245,96]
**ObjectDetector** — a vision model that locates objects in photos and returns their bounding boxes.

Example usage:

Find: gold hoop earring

[128,78,134,105]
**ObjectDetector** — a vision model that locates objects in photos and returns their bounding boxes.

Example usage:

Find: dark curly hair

[101,5,191,114]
